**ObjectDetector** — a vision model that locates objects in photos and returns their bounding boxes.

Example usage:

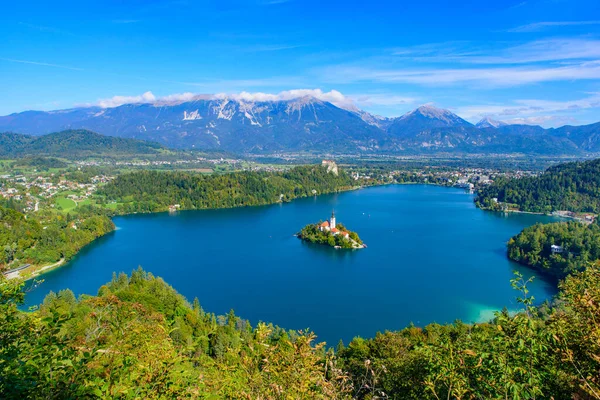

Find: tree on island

[297,222,364,249]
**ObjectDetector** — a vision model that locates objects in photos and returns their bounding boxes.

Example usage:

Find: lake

[24,184,559,345]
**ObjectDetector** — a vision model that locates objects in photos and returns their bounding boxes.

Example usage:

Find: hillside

[476,158,600,213]
[2,100,599,154]
[507,221,600,279]
[98,165,356,213]
[0,129,164,158]
[0,205,114,271]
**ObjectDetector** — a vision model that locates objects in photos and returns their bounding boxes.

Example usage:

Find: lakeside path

[489,207,597,223]
[5,258,65,280]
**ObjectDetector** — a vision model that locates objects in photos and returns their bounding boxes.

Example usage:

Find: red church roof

[320,221,330,227]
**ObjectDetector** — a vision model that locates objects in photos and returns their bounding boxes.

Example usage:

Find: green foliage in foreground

[298,222,363,249]
[3,264,600,398]
[99,165,356,213]
[508,221,600,279]
[476,158,600,213]
[0,205,114,270]
[0,268,348,399]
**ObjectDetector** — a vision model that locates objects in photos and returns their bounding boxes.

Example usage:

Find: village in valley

[0,171,113,214]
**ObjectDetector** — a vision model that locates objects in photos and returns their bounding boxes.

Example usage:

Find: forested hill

[99,165,355,213]
[507,221,600,279]
[0,205,114,271]
[0,129,164,158]
[476,158,600,213]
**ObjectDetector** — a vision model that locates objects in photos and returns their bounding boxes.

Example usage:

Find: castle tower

[330,210,336,229]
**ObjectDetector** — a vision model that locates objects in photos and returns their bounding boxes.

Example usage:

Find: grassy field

[78,198,93,206]
[55,197,77,212]
[105,202,122,210]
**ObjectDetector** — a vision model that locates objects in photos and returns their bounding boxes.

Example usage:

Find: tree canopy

[476,158,600,213]
[0,205,114,270]
[100,165,355,213]
[507,221,600,279]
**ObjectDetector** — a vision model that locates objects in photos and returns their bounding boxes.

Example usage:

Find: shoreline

[480,206,594,223]
[5,258,65,281]
[17,182,572,282]
[9,184,368,281]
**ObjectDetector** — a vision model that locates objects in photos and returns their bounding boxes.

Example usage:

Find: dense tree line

[476,158,600,213]
[507,221,600,279]
[99,165,355,213]
[13,157,68,170]
[3,264,600,398]
[0,206,114,270]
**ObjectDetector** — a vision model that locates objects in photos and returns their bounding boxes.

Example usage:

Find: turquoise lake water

[24,184,559,345]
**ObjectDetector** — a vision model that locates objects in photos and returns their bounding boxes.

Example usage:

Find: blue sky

[1,0,600,127]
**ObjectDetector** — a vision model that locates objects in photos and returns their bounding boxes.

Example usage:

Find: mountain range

[1,97,598,155]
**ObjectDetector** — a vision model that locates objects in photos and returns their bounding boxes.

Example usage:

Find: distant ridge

[0,129,164,158]
[1,99,599,155]
[476,117,507,129]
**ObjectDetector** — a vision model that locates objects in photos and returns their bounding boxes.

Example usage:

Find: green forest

[297,222,363,249]
[507,221,600,279]
[0,130,165,158]
[99,165,356,213]
[0,206,114,270]
[3,263,600,398]
[476,158,600,213]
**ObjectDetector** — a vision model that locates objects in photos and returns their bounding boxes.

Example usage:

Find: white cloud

[508,20,600,33]
[456,93,600,126]
[391,39,600,65]
[0,57,84,71]
[94,89,355,109]
[320,61,600,87]
[470,39,600,64]
[93,88,418,113]
[97,91,219,108]
[215,89,356,109]
[97,91,157,108]
[458,93,600,119]
[505,115,577,126]
[157,92,210,103]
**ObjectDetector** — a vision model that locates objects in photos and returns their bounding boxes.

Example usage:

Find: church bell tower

[330,210,336,229]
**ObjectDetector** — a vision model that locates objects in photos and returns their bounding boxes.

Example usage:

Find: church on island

[319,211,350,239]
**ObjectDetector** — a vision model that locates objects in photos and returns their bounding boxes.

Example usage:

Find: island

[297,211,366,249]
